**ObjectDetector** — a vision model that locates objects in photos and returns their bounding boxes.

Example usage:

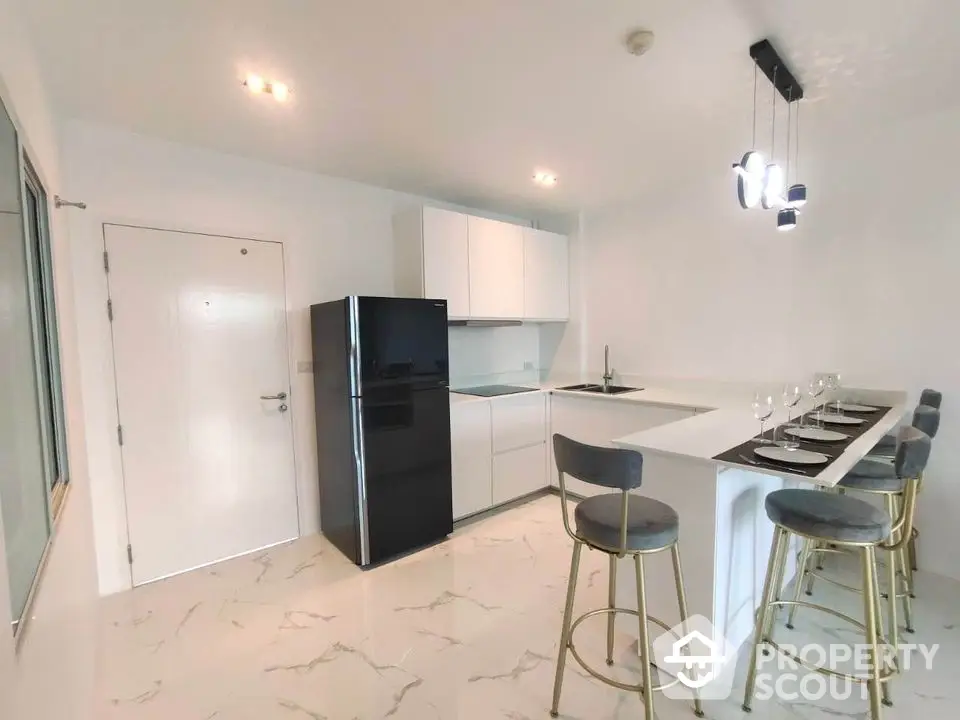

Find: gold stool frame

[551,471,704,720]
[742,475,920,719]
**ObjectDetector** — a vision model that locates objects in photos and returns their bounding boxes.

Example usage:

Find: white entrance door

[105,224,299,586]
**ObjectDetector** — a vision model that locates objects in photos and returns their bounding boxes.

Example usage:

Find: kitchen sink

[557,384,642,395]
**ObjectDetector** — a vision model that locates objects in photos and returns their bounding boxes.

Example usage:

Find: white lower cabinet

[492,443,547,505]
[450,400,493,520]
[549,394,696,497]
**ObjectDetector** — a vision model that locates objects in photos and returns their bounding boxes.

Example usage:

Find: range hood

[448,319,523,328]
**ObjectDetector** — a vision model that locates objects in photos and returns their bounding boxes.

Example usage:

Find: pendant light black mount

[733,38,808,231]
[749,40,803,102]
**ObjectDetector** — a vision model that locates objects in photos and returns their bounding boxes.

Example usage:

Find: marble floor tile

[95,494,960,719]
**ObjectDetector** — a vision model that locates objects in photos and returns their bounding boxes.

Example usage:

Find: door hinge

[117,424,124,446]
[103,250,110,273]
[107,298,114,321]
[127,544,133,564]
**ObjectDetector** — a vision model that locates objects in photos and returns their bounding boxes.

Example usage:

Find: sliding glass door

[0,94,66,634]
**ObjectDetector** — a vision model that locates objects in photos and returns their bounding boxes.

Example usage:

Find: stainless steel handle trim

[260,392,288,400]
[350,398,371,565]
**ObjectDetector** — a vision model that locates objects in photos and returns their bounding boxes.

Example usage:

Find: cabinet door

[422,207,470,318]
[468,216,524,319]
[523,228,569,320]
[492,443,547,505]
[450,400,493,520]
[491,392,546,453]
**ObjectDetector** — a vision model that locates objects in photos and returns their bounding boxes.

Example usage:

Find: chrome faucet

[602,344,613,392]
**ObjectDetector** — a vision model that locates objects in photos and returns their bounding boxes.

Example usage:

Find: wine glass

[824,373,842,414]
[807,376,825,427]
[782,383,801,429]
[752,392,775,444]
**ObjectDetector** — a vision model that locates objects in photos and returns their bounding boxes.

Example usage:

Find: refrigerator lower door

[360,385,452,564]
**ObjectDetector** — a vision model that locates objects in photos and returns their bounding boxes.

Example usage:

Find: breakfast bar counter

[592,385,909,652]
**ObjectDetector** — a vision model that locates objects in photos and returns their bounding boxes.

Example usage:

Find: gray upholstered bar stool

[802,408,940,613]
[792,423,937,650]
[868,391,942,575]
[550,434,703,720]
[743,427,931,718]
[868,389,941,459]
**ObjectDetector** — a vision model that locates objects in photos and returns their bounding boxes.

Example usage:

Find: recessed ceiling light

[244,73,265,94]
[242,73,291,102]
[271,82,290,102]
[533,170,558,188]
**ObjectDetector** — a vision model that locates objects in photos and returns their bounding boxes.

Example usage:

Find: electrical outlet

[297,361,314,374]
[523,361,534,370]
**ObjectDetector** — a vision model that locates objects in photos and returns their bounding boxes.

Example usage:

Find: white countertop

[448,379,910,486]
[612,387,910,487]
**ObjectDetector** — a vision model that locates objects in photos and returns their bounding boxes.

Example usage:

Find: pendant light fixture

[762,67,784,210]
[733,65,765,209]
[733,39,808,231]
[778,89,797,231]
[787,99,808,208]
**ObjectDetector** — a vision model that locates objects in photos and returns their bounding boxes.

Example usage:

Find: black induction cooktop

[452,385,538,398]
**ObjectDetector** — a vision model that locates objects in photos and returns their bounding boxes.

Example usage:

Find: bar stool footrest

[567,607,683,694]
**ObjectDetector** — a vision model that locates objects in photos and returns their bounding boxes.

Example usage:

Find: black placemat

[712,404,894,476]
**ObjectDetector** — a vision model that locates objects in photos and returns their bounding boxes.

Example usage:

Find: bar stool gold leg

[671,544,705,718]
[634,553,655,720]
[787,537,814,629]
[805,539,821,596]
[897,542,914,633]
[861,545,884,720]
[606,554,617,666]
[762,531,791,645]
[551,540,583,718]
[872,549,893,708]
[884,496,901,656]
[742,526,788,712]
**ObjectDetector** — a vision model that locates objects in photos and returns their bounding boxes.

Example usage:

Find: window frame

[20,155,69,517]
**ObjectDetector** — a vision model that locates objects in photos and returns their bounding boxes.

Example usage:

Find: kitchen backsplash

[448,325,542,388]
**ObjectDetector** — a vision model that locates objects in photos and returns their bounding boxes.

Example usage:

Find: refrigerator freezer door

[356,297,449,391]
[361,385,453,563]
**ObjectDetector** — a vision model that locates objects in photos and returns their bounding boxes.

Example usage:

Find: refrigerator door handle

[349,398,371,565]
[347,296,362,397]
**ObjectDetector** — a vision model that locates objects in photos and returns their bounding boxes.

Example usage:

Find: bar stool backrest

[911,405,940,439]
[895,425,933,479]
[553,434,643,492]
[919,388,943,409]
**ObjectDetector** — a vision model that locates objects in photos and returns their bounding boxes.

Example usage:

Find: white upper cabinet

[394,206,568,322]
[393,206,470,319]
[523,228,569,321]
[467,216,524,320]
[422,207,470,318]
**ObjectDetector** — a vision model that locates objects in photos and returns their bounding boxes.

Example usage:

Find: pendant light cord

[786,87,792,184]
[752,64,758,148]
[771,66,778,159]
[795,100,801,181]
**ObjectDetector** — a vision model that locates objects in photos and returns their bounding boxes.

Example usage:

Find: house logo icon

[663,629,725,689]
[653,614,737,701]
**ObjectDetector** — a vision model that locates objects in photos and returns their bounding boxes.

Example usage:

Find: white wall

[581,103,960,581]
[0,0,98,718]
[61,120,570,595]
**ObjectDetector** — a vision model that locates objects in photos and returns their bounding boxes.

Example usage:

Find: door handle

[260,392,288,401]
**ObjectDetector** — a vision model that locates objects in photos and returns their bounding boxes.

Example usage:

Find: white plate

[809,412,865,426]
[754,446,830,466]
[784,426,849,442]
[836,402,879,413]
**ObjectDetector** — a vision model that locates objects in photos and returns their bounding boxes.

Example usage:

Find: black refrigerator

[310,296,453,566]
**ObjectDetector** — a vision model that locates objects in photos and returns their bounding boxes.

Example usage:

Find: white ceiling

[20,0,960,217]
